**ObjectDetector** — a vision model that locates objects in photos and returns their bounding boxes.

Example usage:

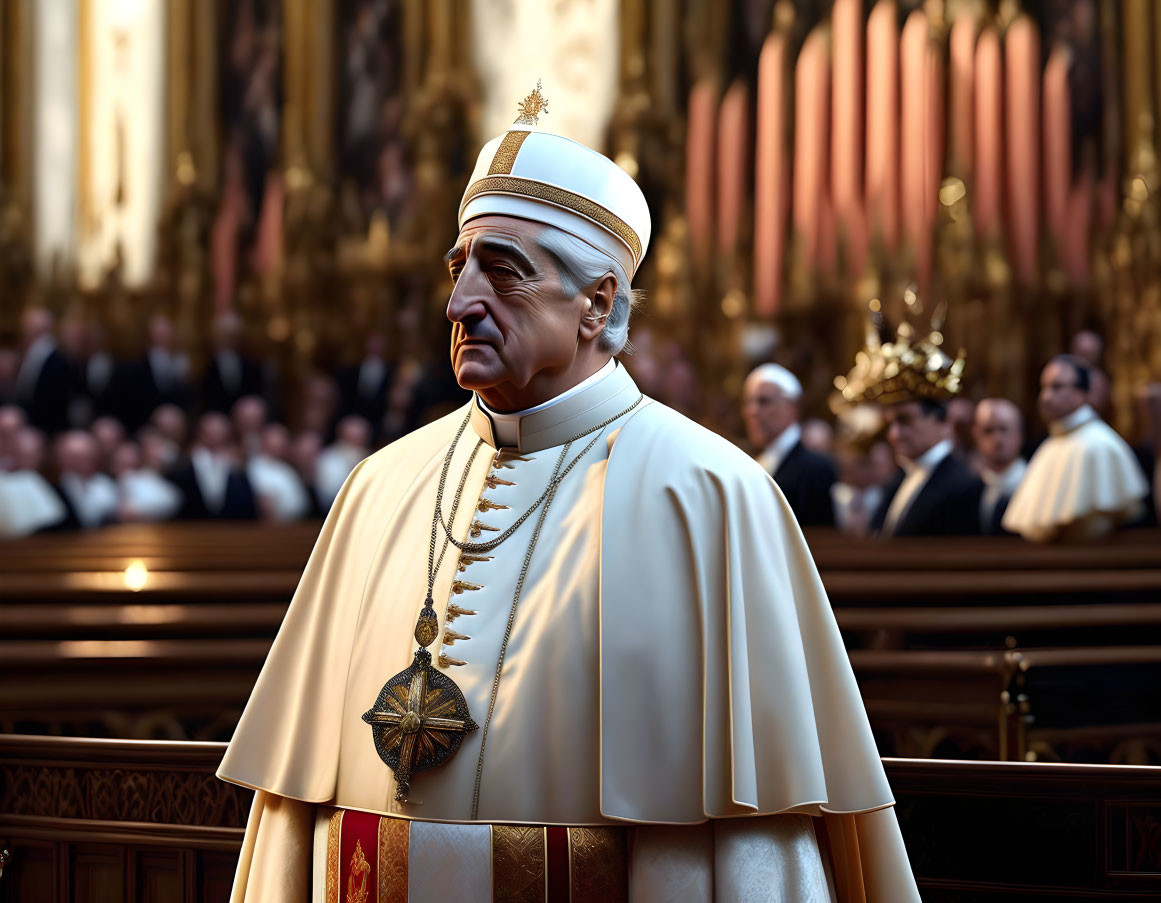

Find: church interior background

[2,0,1161,899]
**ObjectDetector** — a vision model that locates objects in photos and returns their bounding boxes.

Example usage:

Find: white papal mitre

[459,82,651,278]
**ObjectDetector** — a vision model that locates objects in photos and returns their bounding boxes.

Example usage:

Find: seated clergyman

[1003,354,1148,542]
[219,87,920,902]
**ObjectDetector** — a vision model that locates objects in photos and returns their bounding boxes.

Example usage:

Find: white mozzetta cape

[219,389,893,825]
[1003,406,1148,542]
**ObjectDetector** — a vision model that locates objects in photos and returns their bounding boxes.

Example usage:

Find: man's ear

[578,273,617,342]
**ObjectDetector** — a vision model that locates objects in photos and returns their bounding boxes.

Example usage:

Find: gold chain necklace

[435,394,644,555]
[363,394,643,803]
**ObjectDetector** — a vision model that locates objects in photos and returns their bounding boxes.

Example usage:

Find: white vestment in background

[1003,405,1148,541]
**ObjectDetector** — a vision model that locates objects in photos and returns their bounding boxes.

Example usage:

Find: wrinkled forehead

[452,214,545,254]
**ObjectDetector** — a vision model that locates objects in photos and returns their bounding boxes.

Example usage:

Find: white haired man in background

[743,363,837,527]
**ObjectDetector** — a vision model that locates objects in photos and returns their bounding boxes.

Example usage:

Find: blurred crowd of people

[0,307,466,536]
[742,330,1161,541]
[3,304,1160,543]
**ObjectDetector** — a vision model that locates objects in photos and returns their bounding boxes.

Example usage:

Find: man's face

[445,216,588,403]
[884,401,947,462]
[741,375,797,448]
[1039,360,1086,423]
[972,400,1023,471]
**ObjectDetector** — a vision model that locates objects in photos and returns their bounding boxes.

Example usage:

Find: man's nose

[446,260,490,325]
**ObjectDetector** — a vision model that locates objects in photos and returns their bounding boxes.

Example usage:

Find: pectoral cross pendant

[363,603,478,802]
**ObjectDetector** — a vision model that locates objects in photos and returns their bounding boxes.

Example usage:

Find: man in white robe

[219,93,919,901]
[1004,355,1148,542]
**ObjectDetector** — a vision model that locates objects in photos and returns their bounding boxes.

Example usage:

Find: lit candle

[866,0,899,250]
[793,26,830,267]
[831,0,862,217]
[717,80,749,255]
[685,78,717,266]
[1043,43,1072,252]
[754,32,789,315]
[949,11,976,178]
[832,0,866,274]
[900,10,930,275]
[974,25,1002,238]
[1005,14,1041,285]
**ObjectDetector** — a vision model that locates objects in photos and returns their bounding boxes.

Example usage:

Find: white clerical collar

[1050,404,1098,437]
[758,422,801,475]
[901,438,953,475]
[470,359,641,452]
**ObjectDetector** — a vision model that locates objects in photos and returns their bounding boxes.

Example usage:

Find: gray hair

[533,226,642,355]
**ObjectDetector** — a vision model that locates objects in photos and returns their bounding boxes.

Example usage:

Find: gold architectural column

[283,0,334,184]
[1,0,32,208]
[166,0,219,192]
[1122,0,1153,174]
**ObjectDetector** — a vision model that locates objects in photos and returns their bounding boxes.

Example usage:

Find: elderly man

[0,425,67,536]
[742,363,837,526]
[15,307,74,435]
[167,413,257,520]
[220,91,918,901]
[1004,355,1148,541]
[53,430,118,529]
[973,398,1027,534]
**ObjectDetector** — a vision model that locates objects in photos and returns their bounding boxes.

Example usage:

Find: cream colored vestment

[1003,405,1148,541]
[219,363,919,901]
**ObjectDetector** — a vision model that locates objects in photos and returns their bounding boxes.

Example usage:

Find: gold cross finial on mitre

[514,79,549,125]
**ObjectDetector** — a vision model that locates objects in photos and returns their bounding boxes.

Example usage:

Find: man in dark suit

[201,312,264,414]
[742,363,836,527]
[118,315,194,432]
[335,333,393,441]
[167,412,257,520]
[14,308,76,435]
[871,398,983,537]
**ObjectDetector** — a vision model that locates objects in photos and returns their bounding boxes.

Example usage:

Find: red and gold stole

[324,810,629,903]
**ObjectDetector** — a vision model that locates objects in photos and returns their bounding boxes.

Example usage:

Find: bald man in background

[973,398,1028,534]
[742,363,837,526]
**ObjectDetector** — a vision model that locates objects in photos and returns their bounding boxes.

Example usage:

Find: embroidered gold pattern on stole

[326,811,343,902]
[568,827,629,903]
[491,825,547,902]
[439,652,467,667]
[488,130,531,175]
[347,838,370,903]
[377,816,409,903]
[451,580,483,594]
[484,474,516,489]
[470,520,500,537]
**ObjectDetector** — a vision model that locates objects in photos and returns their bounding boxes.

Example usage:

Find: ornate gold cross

[363,648,478,802]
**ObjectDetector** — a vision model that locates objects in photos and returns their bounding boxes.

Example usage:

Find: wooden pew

[3,525,1160,757]
[4,734,1160,902]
